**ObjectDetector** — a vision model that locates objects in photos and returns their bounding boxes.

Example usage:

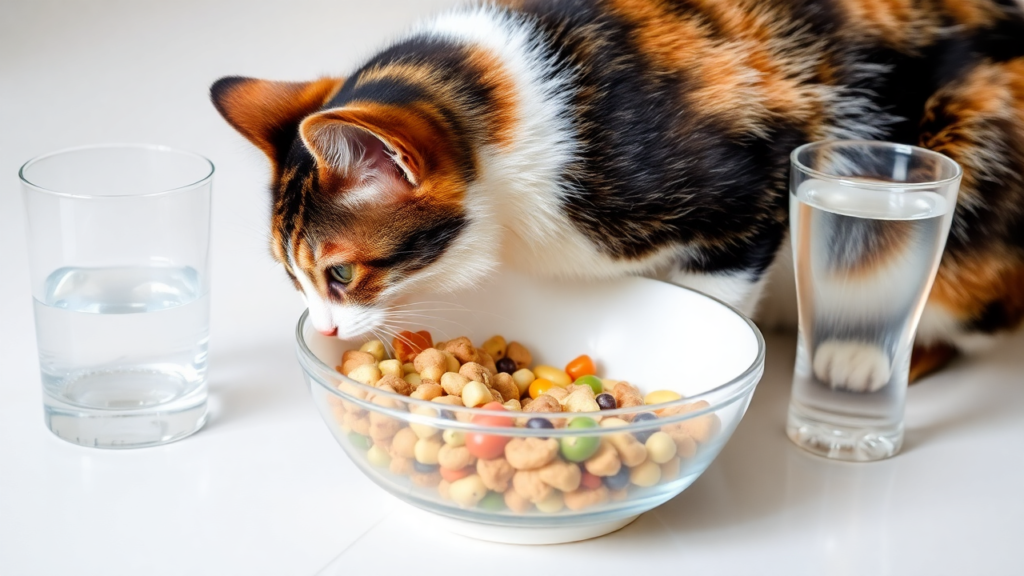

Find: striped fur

[212,0,1024,381]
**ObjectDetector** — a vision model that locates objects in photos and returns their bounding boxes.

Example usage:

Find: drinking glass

[786,140,961,461]
[20,144,214,448]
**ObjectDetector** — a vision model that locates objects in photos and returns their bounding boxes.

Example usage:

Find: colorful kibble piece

[478,491,506,511]
[528,377,557,399]
[348,432,372,450]
[535,490,564,513]
[393,330,433,363]
[440,466,473,482]
[595,393,616,410]
[413,461,439,473]
[574,375,604,395]
[631,412,659,444]
[461,381,494,407]
[532,365,572,386]
[645,431,678,464]
[466,404,513,459]
[442,429,465,446]
[644,389,682,406]
[495,356,517,375]
[565,354,597,381]
[560,416,601,462]
[630,459,662,487]
[604,465,631,490]
[525,417,554,430]
[580,471,603,490]
[367,444,391,467]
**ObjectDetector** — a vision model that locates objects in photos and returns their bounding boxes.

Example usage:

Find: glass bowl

[296,271,765,544]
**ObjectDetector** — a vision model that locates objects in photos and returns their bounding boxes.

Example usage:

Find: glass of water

[786,141,961,461]
[20,144,213,448]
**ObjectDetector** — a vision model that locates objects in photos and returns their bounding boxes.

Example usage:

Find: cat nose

[318,327,338,337]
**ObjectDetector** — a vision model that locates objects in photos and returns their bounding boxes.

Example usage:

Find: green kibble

[478,491,506,511]
[574,375,604,395]
[560,416,600,462]
[348,432,372,450]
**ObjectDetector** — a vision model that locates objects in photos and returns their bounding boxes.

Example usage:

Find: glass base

[786,404,903,462]
[43,386,207,449]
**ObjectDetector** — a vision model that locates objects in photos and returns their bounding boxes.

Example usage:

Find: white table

[2,1,1022,574]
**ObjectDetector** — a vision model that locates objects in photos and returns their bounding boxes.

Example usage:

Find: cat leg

[812,341,891,392]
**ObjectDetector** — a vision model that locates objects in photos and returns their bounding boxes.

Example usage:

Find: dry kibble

[368,412,401,441]
[410,382,442,400]
[563,388,601,412]
[511,369,536,397]
[487,387,504,404]
[443,351,461,373]
[441,372,471,397]
[537,459,582,492]
[459,362,492,385]
[504,489,533,513]
[612,381,644,412]
[533,365,572,386]
[502,399,522,411]
[390,427,418,459]
[442,337,477,364]
[404,373,423,388]
[389,456,414,476]
[359,340,387,362]
[345,413,370,436]
[600,419,647,467]
[414,348,447,382]
[378,359,404,378]
[376,374,411,396]
[449,475,489,508]
[348,364,382,387]
[475,349,498,374]
[630,459,662,487]
[660,456,681,482]
[504,437,560,470]
[523,394,560,414]
[512,469,553,503]
[402,362,416,374]
[644,389,682,405]
[661,400,721,443]
[669,432,698,458]
[366,444,390,467]
[341,350,376,375]
[408,405,440,439]
[491,373,519,404]
[476,457,515,492]
[505,341,532,370]
[437,444,475,471]
[645,431,678,464]
[442,429,465,447]
[414,437,443,465]
[564,486,609,511]
[481,335,508,360]
[534,490,564,513]
[545,386,570,403]
[461,381,494,407]
[583,441,622,476]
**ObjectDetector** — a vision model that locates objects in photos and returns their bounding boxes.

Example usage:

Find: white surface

[1,1,1022,575]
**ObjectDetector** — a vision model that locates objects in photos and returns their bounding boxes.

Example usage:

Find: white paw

[812,341,891,392]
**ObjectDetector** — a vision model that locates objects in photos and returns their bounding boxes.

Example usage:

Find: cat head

[210,76,494,338]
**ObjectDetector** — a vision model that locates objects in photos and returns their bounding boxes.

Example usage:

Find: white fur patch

[669,269,765,317]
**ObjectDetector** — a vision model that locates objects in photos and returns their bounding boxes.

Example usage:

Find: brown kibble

[512,469,553,503]
[537,459,582,492]
[583,441,622,476]
[563,387,601,412]
[389,456,414,476]
[660,401,721,443]
[606,431,647,467]
[563,486,609,511]
[389,427,418,459]
[475,349,498,374]
[340,350,376,375]
[502,399,522,411]
[504,488,532,513]
[459,362,492,385]
[523,395,561,414]
[441,372,470,397]
[344,413,370,436]
[376,374,411,396]
[481,335,508,360]
[476,457,516,492]
[437,444,475,471]
[505,341,532,370]
[521,396,534,409]
[442,337,476,364]
[410,382,443,401]
[612,381,644,415]
[487,387,504,404]
[491,372,519,403]
[665,429,698,458]
[413,348,447,382]
[368,412,401,441]
[545,386,570,403]
[504,437,560,470]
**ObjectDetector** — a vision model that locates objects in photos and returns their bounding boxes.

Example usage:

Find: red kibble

[466,403,513,459]
[393,330,433,363]
[565,354,596,381]
[440,466,473,482]
[580,470,603,490]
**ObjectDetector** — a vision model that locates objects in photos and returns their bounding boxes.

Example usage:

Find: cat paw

[812,341,891,392]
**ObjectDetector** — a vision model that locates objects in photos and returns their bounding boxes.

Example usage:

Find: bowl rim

[295,276,766,432]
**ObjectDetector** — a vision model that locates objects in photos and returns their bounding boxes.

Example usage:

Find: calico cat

[211,0,1024,390]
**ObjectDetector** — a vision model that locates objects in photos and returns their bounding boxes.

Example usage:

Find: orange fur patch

[940,0,1003,29]
[929,253,1024,324]
[465,46,518,148]
[831,0,938,53]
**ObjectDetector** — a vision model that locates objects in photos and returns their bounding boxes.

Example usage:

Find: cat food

[328,330,722,514]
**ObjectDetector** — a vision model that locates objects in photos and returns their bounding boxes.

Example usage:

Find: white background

[1,1,1022,574]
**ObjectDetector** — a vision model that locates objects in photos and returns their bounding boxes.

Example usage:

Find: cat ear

[299,105,443,187]
[210,76,344,169]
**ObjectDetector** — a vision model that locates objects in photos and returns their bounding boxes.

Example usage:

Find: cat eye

[329,264,355,285]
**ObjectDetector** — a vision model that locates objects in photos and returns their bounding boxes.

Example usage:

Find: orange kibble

[440,466,473,482]
[528,378,557,400]
[393,330,433,363]
[565,354,596,381]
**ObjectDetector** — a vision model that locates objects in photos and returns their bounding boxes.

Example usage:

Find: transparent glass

[786,140,961,461]
[20,144,214,448]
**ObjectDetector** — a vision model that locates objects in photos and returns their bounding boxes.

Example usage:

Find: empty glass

[20,144,213,448]
[786,140,961,461]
